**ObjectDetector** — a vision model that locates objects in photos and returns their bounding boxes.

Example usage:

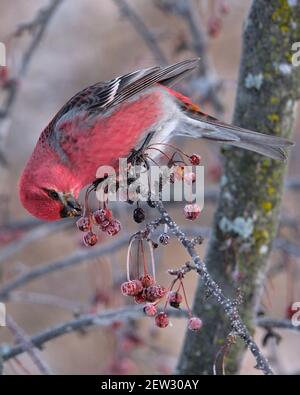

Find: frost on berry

[143,285,167,302]
[106,219,121,236]
[93,208,113,226]
[76,216,91,232]
[134,292,147,304]
[168,291,183,308]
[83,231,98,247]
[140,274,155,288]
[143,303,157,317]
[189,154,201,165]
[188,317,203,331]
[155,312,169,328]
[121,280,143,296]
[183,203,201,221]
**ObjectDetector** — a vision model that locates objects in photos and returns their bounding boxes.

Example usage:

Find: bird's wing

[52,59,199,122]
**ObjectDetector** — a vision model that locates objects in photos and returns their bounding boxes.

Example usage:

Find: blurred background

[0,0,299,375]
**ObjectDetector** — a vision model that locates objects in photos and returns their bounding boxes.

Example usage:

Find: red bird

[19,59,293,221]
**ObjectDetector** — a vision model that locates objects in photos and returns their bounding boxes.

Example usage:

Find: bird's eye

[44,189,60,200]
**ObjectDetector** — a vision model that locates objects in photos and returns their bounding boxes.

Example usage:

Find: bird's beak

[59,193,82,218]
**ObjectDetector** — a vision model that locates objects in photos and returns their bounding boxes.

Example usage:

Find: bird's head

[19,162,82,221]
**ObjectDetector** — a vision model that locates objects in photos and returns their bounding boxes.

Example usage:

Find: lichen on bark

[177,0,300,375]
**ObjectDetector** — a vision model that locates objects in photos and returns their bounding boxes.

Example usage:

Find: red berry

[155,312,169,328]
[188,317,203,331]
[134,292,147,304]
[144,303,157,317]
[168,291,183,308]
[83,231,98,247]
[106,219,121,236]
[76,217,91,232]
[93,208,113,225]
[140,274,155,288]
[121,280,143,296]
[183,203,201,220]
[143,285,167,302]
[189,154,201,165]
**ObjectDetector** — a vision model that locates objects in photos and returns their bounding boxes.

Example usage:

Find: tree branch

[112,0,167,64]
[257,317,300,333]
[6,315,52,374]
[0,306,187,362]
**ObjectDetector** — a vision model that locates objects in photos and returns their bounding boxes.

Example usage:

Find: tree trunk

[177,0,300,375]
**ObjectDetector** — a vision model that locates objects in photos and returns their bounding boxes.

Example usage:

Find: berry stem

[126,237,136,282]
[147,240,156,282]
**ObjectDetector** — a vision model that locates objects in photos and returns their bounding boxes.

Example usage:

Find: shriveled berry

[83,231,98,247]
[143,285,167,302]
[76,217,91,232]
[144,303,157,317]
[140,274,155,288]
[183,203,201,221]
[121,280,143,296]
[155,312,169,328]
[134,292,147,304]
[168,291,183,308]
[188,316,203,331]
[158,233,170,245]
[93,208,113,225]
[133,207,145,223]
[189,154,201,165]
[106,219,121,236]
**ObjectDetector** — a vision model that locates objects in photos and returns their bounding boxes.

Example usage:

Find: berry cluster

[121,235,203,332]
[76,207,121,247]
[121,275,167,305]
[147,273,203,332]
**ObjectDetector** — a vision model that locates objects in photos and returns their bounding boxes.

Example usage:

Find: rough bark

[177,0,300,375]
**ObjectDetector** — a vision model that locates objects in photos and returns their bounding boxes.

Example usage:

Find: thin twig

[257,317,300,332]
[112,0,167,64]
[0,226,210,300]
[0,220,73,265]
[6,315,52,374]
[0,306,188,361]
[156,0,223,112]
[9,291,87,313]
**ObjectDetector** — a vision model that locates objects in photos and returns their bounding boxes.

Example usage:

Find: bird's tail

[181,109,294,161]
